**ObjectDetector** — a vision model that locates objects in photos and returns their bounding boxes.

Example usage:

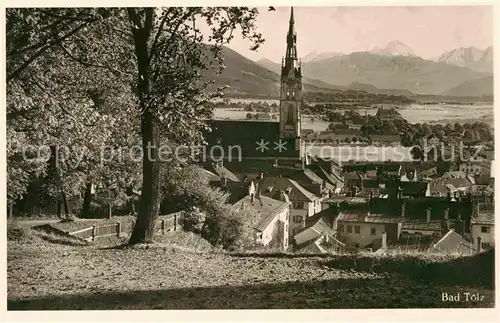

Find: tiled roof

[343,171,361,180]
[471,212,494,225]
[257,177,317,202]
[206,120,301,159]
[232,194,290,232]
[431,230,475,254]
[323,196,368,204]
[337,211,402,224]
[402,220,443,231]
[212,165,240,182]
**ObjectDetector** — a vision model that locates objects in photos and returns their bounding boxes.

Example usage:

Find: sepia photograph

[4,4,495,312]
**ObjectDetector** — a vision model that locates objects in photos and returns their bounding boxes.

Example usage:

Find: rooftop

[232,194,290,232]
[257,177,318,202]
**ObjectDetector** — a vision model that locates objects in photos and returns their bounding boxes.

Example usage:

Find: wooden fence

[69,213,181,242]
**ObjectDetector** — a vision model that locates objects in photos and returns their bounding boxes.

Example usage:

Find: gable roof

[430,230,475,254]
[232,194,290,232]
[257,177,318,202]
[212,164,240,182]
[471,212,494,225]
[206,119,301,159]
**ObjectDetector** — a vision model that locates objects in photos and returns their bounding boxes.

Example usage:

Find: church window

[287,104,294,124]
[292,89,296,99]
[286,90,290,99]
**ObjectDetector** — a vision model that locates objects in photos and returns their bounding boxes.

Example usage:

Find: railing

[69,213,181,242]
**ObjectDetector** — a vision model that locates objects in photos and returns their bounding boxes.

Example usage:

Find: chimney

[222,177,227,187]
[426,208,431,223]
[280,190,290,203]
[476,236,482,253]
[444,208,449,220]
[401,202,406,217]
[381,232,387,249]
[259,172,264,179]
[248,181,256,203]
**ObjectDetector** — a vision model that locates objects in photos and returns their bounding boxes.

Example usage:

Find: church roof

[205,119,301,159]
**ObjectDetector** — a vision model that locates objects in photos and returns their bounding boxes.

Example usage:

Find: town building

[232,190,291,250]
[471,211,494,251]
[256,176,321,238]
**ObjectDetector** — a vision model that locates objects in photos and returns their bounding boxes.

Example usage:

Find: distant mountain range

[436,46,493,72]
[370,40,416,57]
[209,41,493,99]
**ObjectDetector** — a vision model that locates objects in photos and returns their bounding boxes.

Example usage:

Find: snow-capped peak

[372,40,416,57]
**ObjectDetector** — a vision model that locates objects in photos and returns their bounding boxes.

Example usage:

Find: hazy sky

[221,6,493,62]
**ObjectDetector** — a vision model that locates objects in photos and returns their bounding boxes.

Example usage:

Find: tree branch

[58,41,135,77]
[7,21,94,82]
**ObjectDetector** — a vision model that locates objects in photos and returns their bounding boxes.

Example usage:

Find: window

[292,89,296,99]
[370,228,376,236]
[379,183,385,189]
[354,226,360,234]
[347,225,353,233]
[481,226,490,233]
[287,104,294,124]
[481,242,490,249]
[338,225,344,232]
[293,215,303,224]
[293,202,304,209]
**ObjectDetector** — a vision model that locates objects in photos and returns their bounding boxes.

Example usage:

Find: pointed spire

[290,6,295,24]
[284,7,298,70]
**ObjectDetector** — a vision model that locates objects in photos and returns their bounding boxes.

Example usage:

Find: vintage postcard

[3,2,497,321]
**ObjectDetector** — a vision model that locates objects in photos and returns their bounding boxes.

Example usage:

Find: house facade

[471,212,494,250]
[232,193,291,250]
[257,176,321,239]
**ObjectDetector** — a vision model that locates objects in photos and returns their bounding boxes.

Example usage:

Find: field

[7,223,495,310]
[213,103,494,127]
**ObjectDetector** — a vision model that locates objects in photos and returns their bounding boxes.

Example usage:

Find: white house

[336,211,402,249]
[471,212,494,251]
[257,177,321,239]
[232,191,291,250]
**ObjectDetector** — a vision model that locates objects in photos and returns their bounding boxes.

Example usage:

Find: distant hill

[210,47,341,98]
[437,46,493,73]
[301,52,490,95]
[443,76,494,97]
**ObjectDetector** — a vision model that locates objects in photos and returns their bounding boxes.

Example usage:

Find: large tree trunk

[8,200,13,218]
[129,110,162,244]
[108,203,113,219]
[57,198,62,219]
[61,191,71,218]
[128,8,161,245]
[81,182,93,218]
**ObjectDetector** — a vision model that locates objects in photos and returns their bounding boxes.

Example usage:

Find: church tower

[279,7,303,153]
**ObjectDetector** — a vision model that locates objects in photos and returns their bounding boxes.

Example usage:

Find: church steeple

[284,7,298,71]
[279,7,303,154]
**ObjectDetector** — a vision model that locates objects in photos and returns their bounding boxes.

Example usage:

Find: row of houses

[201,158,494,254]
[302,131,401,146]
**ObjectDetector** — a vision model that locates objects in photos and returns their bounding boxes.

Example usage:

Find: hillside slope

[443,76,494,97]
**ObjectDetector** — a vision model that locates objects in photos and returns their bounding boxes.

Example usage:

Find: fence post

[174,214,177,231]
[92,225,96,242]
[161,219,165,234]
[116,222,121,237]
